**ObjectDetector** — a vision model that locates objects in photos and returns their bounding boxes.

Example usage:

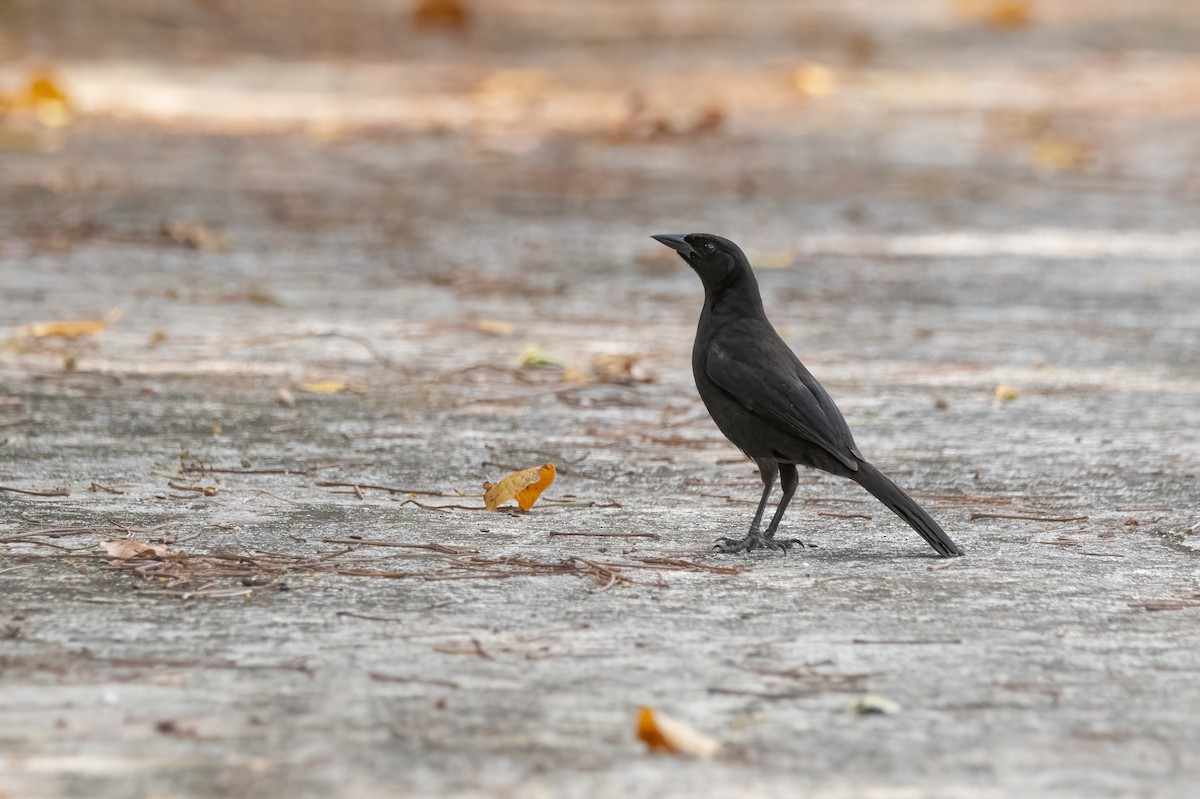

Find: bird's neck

[702,268,767,321]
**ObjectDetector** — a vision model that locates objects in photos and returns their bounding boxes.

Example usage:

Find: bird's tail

[852,461,963,557]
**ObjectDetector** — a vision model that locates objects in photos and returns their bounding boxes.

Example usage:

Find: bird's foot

[713,530,804,554]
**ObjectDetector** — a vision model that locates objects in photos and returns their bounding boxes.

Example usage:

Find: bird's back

[694,313,863,474]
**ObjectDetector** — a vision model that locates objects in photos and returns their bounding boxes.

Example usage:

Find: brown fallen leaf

[560,365,590,384]
[561,354,654,385]
[161,221,229,252]
[483,462,555,511]
[636,707,720,758]
[18,308,122,339]
[103,540,173,559]
[620,94,725,140]
[476,319,515,337]
[413,0,469,30]
[589,353,654,385]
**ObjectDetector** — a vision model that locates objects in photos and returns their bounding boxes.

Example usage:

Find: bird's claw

[712,532,804,554]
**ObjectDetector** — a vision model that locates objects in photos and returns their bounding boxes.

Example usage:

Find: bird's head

[651,233,750,291]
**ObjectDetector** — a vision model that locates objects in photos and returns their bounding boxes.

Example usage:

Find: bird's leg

[747,461,776,535]
[714,460,794,554]
[762,462,805,549]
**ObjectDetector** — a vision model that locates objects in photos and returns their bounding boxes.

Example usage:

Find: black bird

[652,233,963,558]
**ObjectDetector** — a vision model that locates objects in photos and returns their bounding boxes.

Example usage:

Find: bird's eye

[704,242,715,251]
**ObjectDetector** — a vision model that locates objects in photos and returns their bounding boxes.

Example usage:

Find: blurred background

[4,0,1200,375]
[3,0,1199,258]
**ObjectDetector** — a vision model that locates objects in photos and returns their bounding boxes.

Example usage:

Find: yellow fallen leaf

[0,71,71,125]
[995,385,1019,401]
[28,72,72,127]
[18,308,122,339]
[1030,136,1091,171]
[636,707,720,758]
[852,694,902,715]
[519,345,565,369]
[483,462,555,511]
[295,380,363,394]
[476,319,515,337]
[790,63,835,97]
[103,540,173,559]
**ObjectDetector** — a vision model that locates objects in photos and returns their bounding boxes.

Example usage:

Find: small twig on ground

[185,466,306,475]
[5,650,315,675]
[707,687,818,699]
[0,526,100,543]
[971,513,1089,522]
[335,603,454,622]
[167,481,218,496]
[368,672,460,688]
[316,481,460,496]
[0,485,70,497]
[396,499,488,512]
[1130,601,1200,612]
[432,637,492,659]
[549,531,661,540]
[817,512,872,520]
[251,490,308,506]
[852,638,962,645]
[322,539,479,555]
[624,556,740,575]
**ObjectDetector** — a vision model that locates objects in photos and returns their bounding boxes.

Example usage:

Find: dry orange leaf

[103,540,173,559]
[483,462,555,511]
[636,707,720,758]
[18,308,122,339]
[954,0,1033,28]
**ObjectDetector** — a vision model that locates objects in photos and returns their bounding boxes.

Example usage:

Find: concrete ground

[2,2,1199,797]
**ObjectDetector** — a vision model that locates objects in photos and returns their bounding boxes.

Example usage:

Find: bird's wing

[705,321,862,472]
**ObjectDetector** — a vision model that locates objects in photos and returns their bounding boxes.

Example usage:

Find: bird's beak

[652,233,696,258]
